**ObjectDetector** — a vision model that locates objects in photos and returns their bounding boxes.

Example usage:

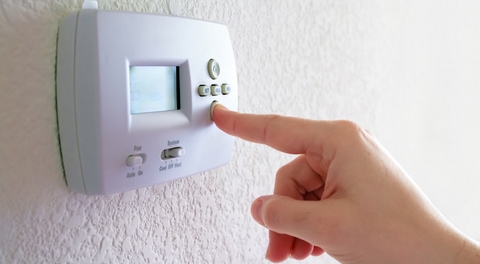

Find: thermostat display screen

[129,66,179,114]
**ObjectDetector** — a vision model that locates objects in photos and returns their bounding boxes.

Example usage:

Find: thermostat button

[210,100,219,121]
[198,85,210,96]
[208,59,220,79]
[221,84,231,95]
[211,84,221,96]
[126,155,144,167]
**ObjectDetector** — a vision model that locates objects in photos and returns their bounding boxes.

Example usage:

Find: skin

[212,104,480,263]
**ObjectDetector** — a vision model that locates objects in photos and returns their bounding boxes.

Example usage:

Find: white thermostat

[56,6,237,195]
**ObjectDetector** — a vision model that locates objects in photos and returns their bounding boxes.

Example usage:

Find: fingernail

[265,247,270,260]
[213,103,227,112]
[215,103,227,110]
[251,198,264,225]
[210,102,228,121]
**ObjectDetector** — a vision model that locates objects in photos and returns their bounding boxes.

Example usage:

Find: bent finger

[311,246,325,256]
[252,195,332,247]
[290,238,314,260]
[274,155,325,199]
[266,231,294,263]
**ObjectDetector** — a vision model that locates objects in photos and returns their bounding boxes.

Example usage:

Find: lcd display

[129,66,179,114]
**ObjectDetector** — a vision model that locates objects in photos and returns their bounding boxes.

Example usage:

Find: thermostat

[56,6,238,195]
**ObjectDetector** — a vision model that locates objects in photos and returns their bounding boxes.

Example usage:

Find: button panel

[198,58,233,97]
[198,83,232,97]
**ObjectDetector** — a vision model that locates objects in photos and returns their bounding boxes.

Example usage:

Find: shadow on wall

[0,2,82,207]
[0,1,112,239]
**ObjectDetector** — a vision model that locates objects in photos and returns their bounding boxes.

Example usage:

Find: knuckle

[334,119,362,133]
[333,120,371,142]
[276,163,292,179]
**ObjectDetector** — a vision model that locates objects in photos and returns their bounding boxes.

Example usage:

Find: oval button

[208,59,220,79]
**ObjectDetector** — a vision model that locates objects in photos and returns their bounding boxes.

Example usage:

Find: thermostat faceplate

[56,9,237,195]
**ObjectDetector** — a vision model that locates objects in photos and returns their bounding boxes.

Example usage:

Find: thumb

[251,195,330,246]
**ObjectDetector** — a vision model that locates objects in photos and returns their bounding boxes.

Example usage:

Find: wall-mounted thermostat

[56,5,237,195]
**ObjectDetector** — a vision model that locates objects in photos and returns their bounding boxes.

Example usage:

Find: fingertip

[311,246,325,256]
[214,102,227,110]
[251,198,265,226]
[211,102,231,124]
[290,239,314,260]
[210,101,222,121]
[267,231,295,263]
[251,195,276,226]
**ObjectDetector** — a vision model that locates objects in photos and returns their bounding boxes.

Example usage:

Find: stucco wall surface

[1,0,479,263]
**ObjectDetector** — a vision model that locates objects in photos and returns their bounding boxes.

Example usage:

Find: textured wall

[1,0,479,263]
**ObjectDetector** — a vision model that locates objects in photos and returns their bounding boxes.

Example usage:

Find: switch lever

[162,147,185,159]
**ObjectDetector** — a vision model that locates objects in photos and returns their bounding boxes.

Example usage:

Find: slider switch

[162,147,185,159]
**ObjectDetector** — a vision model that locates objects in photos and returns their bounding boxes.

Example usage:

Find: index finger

[213,104,328,154]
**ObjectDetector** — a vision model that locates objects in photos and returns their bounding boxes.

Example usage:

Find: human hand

[213,105,480,263]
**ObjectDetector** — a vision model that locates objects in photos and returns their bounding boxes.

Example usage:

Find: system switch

[162,147,185,159]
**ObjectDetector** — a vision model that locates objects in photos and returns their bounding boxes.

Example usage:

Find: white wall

[0,0,479,263]
[376,1,480,240]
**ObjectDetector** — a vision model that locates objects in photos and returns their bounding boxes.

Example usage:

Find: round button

[210,100,219,121]
[221,84,231,95]
[208,59,220,79]
[126,155,143,167]
[211,84,221,96]
[198,85,210,96]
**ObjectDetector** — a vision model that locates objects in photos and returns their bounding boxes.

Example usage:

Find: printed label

[159,161,183,172]
[168,140,180,147]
